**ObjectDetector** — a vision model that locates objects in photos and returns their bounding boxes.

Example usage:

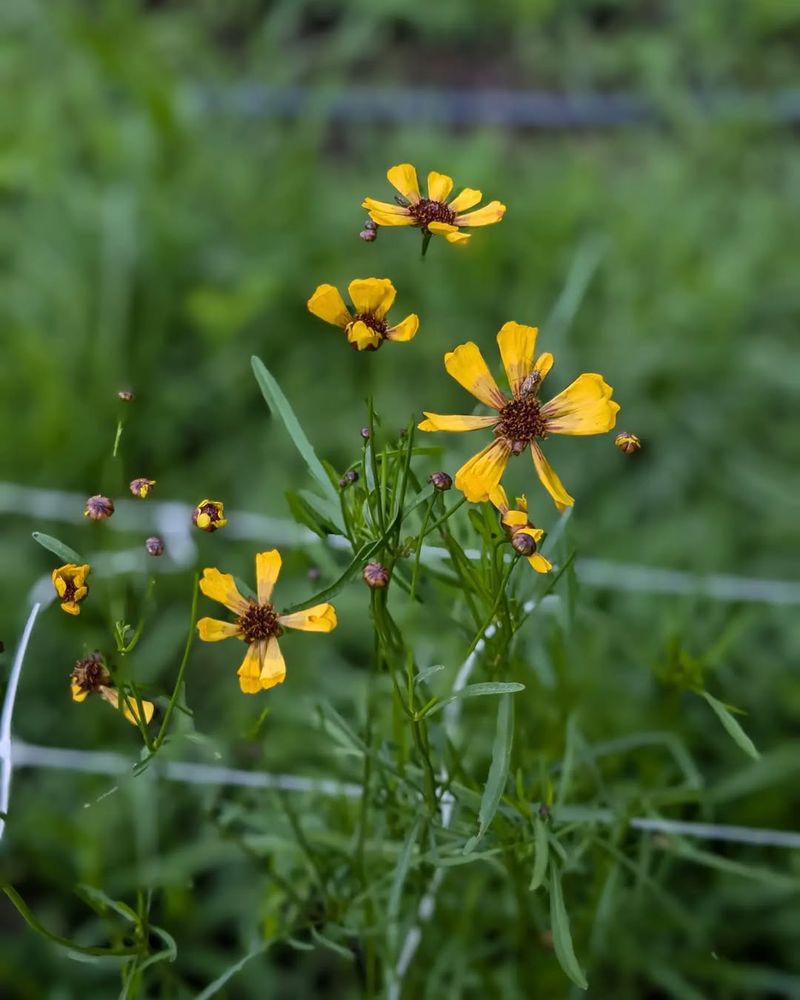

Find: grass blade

[31,532,82,564]
[549,861,588,990]
[464,693,514,853]
[423,682,525,718]
[529,815,549,891]
[700,690,760,760]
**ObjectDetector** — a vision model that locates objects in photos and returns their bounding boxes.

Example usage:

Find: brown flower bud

[360,426,371,440]
[511,532,537,556]
[192,499,227,532]
[129,477,156,499]
[145,536,165,557]
[84,495,115,520]
[339,469,359,488]
[615,431,641,455]
[429,471,452,492]
[363,561,390,589]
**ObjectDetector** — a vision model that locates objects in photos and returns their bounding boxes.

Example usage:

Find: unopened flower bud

[360,426,371,440]
[192,499,227,532]
[145,536,165,557]
[339,469,359,488]
[84,495,114,520]
[429,471,452,492]
[511,531,537,556]
[117,389,135,402]
[359,227,377,243]
[615,431,642,454]
[363,561,390,589]
[129,477,156,499]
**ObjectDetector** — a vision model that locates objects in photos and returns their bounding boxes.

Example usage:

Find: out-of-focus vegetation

[2,1,800,997]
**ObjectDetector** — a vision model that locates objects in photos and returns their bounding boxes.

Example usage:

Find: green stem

[464,555,520,659]
[154,573,199,749]
[409,494,436,600]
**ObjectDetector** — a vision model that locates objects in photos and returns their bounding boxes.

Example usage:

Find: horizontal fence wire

[4,481,800,606]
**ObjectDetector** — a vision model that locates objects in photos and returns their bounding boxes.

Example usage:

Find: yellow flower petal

[515,495,528,512]
[428,221,457,235]
[307,284,351,328]
[365,209,416,227]
[362,197,410,215]
[454,201,506,227]
[489,484,510,512]
[347,320,382,351]
[101,687,155,726]
[444,342,506,410]
[516,525,544,542]
[541,373,620,436]
[61,601,81,616]
[255,549,282,604]
[279,602,337,633]
[385,314,419,342]
[497,321,538,395]
[387,163,421,203]
[448,188,482,213]
[348,277,396,319]
[71,682,89,703]
[418,412,498,432]
[259,636,287,689]
[53,575,67,597]
[446,230,471,245]
[503,510,529,529]
[534,353,554,382]
[197,617,242,642]
[427,171,454,202]
[528,553,552,574]
[531,442,574,512]
[454,439,511,503]
[199,568,248,614]
[237,642,264,694]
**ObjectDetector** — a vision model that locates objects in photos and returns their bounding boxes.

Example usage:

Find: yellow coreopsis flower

[489,487,552,574]
[70,653,154,726]
[362,164,505,246]
[307,277,418,351]
[419,322,620,508]
[196,549,337,694]
[52,563,91,615]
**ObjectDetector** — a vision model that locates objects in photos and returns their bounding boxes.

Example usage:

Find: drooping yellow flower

[489,487,552,574]
[419,322,620,509]
[362,164,505,247]
[193,499,227,533]
[307,277,418,351]
[52,563,91,615]
[70,653,154,726]
[196,549,337,694]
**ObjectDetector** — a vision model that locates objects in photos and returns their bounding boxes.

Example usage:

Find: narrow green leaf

[388,818,422,952]
[309,926,354,960]
[464,694,514,853]
[298,489,345,535]
[284,539,382,613]
[195,943,269,1000]
[32,531,82,564]
[549,862,588,990]
[529,816,549,891]
[423,682,525,718]
[414,664,446,688]
[251,356,341,513]
[700,690,760,760]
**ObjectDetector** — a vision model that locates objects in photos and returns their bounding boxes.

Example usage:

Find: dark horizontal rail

[197,85,800,129]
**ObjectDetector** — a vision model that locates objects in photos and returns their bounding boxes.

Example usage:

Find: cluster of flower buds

[339,469,359,489]
[359,218,378,243]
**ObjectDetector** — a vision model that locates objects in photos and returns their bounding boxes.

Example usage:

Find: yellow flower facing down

[489,486,552,574]
[52,563,91,615]
[196,549,337,694]
[193,499,227,533]
[307,277,419,351]
[419,322,620,509]
[362,164,505,247]
[70,653,154,726]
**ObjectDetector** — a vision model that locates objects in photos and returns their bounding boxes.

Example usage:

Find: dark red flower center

[71,654,109,693]
[238,602,283,643]
[495,398,547,453]
[408,198,456,230]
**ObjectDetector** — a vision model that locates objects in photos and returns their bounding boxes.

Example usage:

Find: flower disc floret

[238,602,283,643]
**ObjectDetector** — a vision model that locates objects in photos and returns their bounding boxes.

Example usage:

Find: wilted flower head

[308,277,419,352]
[52,563,91,615]
[615,431,641,454]
[196,550,337,694]
[145,536,165,557]
[420,323,619,509]
[363,164,505,247]
[84,495,114,520]
[490,487,552,575]
[193,499,227,533]
[363,561,390,589]
[70,652,154,726]
[129,477,156,499]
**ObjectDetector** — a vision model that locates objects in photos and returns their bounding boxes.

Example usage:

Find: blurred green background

[2,1,800,996]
